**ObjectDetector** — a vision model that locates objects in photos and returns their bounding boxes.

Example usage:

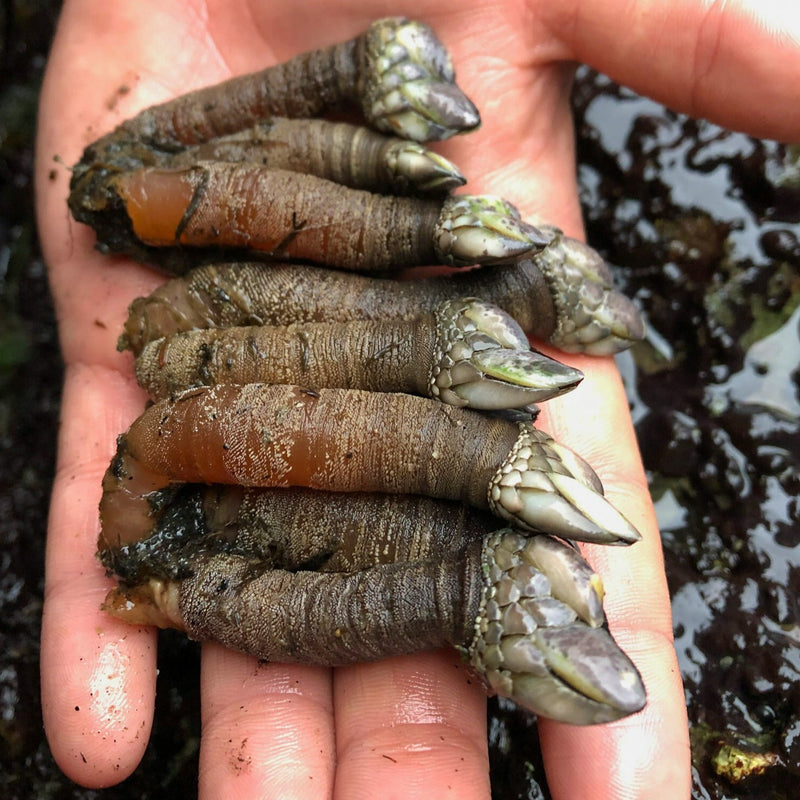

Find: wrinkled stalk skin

[69,119,465,246]
[68,40,362,242]
[70,17,476,158]
[121,384,518,510]
[103,384,640,546]
[67,15,480,260]
[135,316,435,400]
[73,163,541,274]
[230,489,491,569]
[91,41,361,154]
[101,485,610,637]
[98,434,171,552]
[165,119,466,194]
[101,527,644,724]
[118,234,644,357]
[100,485,500,585]
[133,298,574,409]
[120,260,558,355]
[67,16,483,272]
[175,547,482,665]
[79,165,444,273]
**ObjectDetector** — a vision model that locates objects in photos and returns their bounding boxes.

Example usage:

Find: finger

[333,651,490,800]
[198,645,335,799]
[35,3,188,787]
[41,363,156,786]
[536,356,690,799]
[537,0,800,141]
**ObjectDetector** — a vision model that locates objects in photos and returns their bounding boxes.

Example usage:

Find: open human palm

[36,1,800,797]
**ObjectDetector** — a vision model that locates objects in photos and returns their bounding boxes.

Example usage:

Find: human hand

[36,1,799,797]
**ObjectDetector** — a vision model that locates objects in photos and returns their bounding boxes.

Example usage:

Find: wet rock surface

[1,7,797,798]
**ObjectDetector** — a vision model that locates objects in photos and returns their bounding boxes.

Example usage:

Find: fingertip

[42,366,160,787]
[333,650,491,800]
[198,645,335,800]
[41,603,157,787]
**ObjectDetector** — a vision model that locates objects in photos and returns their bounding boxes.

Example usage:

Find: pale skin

[35,1,800,797]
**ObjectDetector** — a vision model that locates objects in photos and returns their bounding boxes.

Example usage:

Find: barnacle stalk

[99,528,644,725]
[96,485,607,633]
[102,385,642,546]
[70,16,478,181]
[77,165,549,273]
[115,249,645,359]
[76,118,467,201]
[134,297,582,409]
[170,120,468,194]
[359,17,481,140]
[99,487,500,582]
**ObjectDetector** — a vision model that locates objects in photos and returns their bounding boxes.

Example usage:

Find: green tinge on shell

[522,535,605,628]
[458,298,529,349]
[431,298,583,409]
[471,348,583,392]
[488,425,643,544]
[533,626,646,714]
[435,196,553,266]
[534,232,646,354]
[361,18,480,141]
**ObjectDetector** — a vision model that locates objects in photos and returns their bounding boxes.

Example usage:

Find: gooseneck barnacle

[68,16,649,726]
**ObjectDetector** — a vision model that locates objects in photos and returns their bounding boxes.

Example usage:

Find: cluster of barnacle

[70,18,647,725]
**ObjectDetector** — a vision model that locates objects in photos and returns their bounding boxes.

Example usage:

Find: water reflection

[571,67,800,799]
